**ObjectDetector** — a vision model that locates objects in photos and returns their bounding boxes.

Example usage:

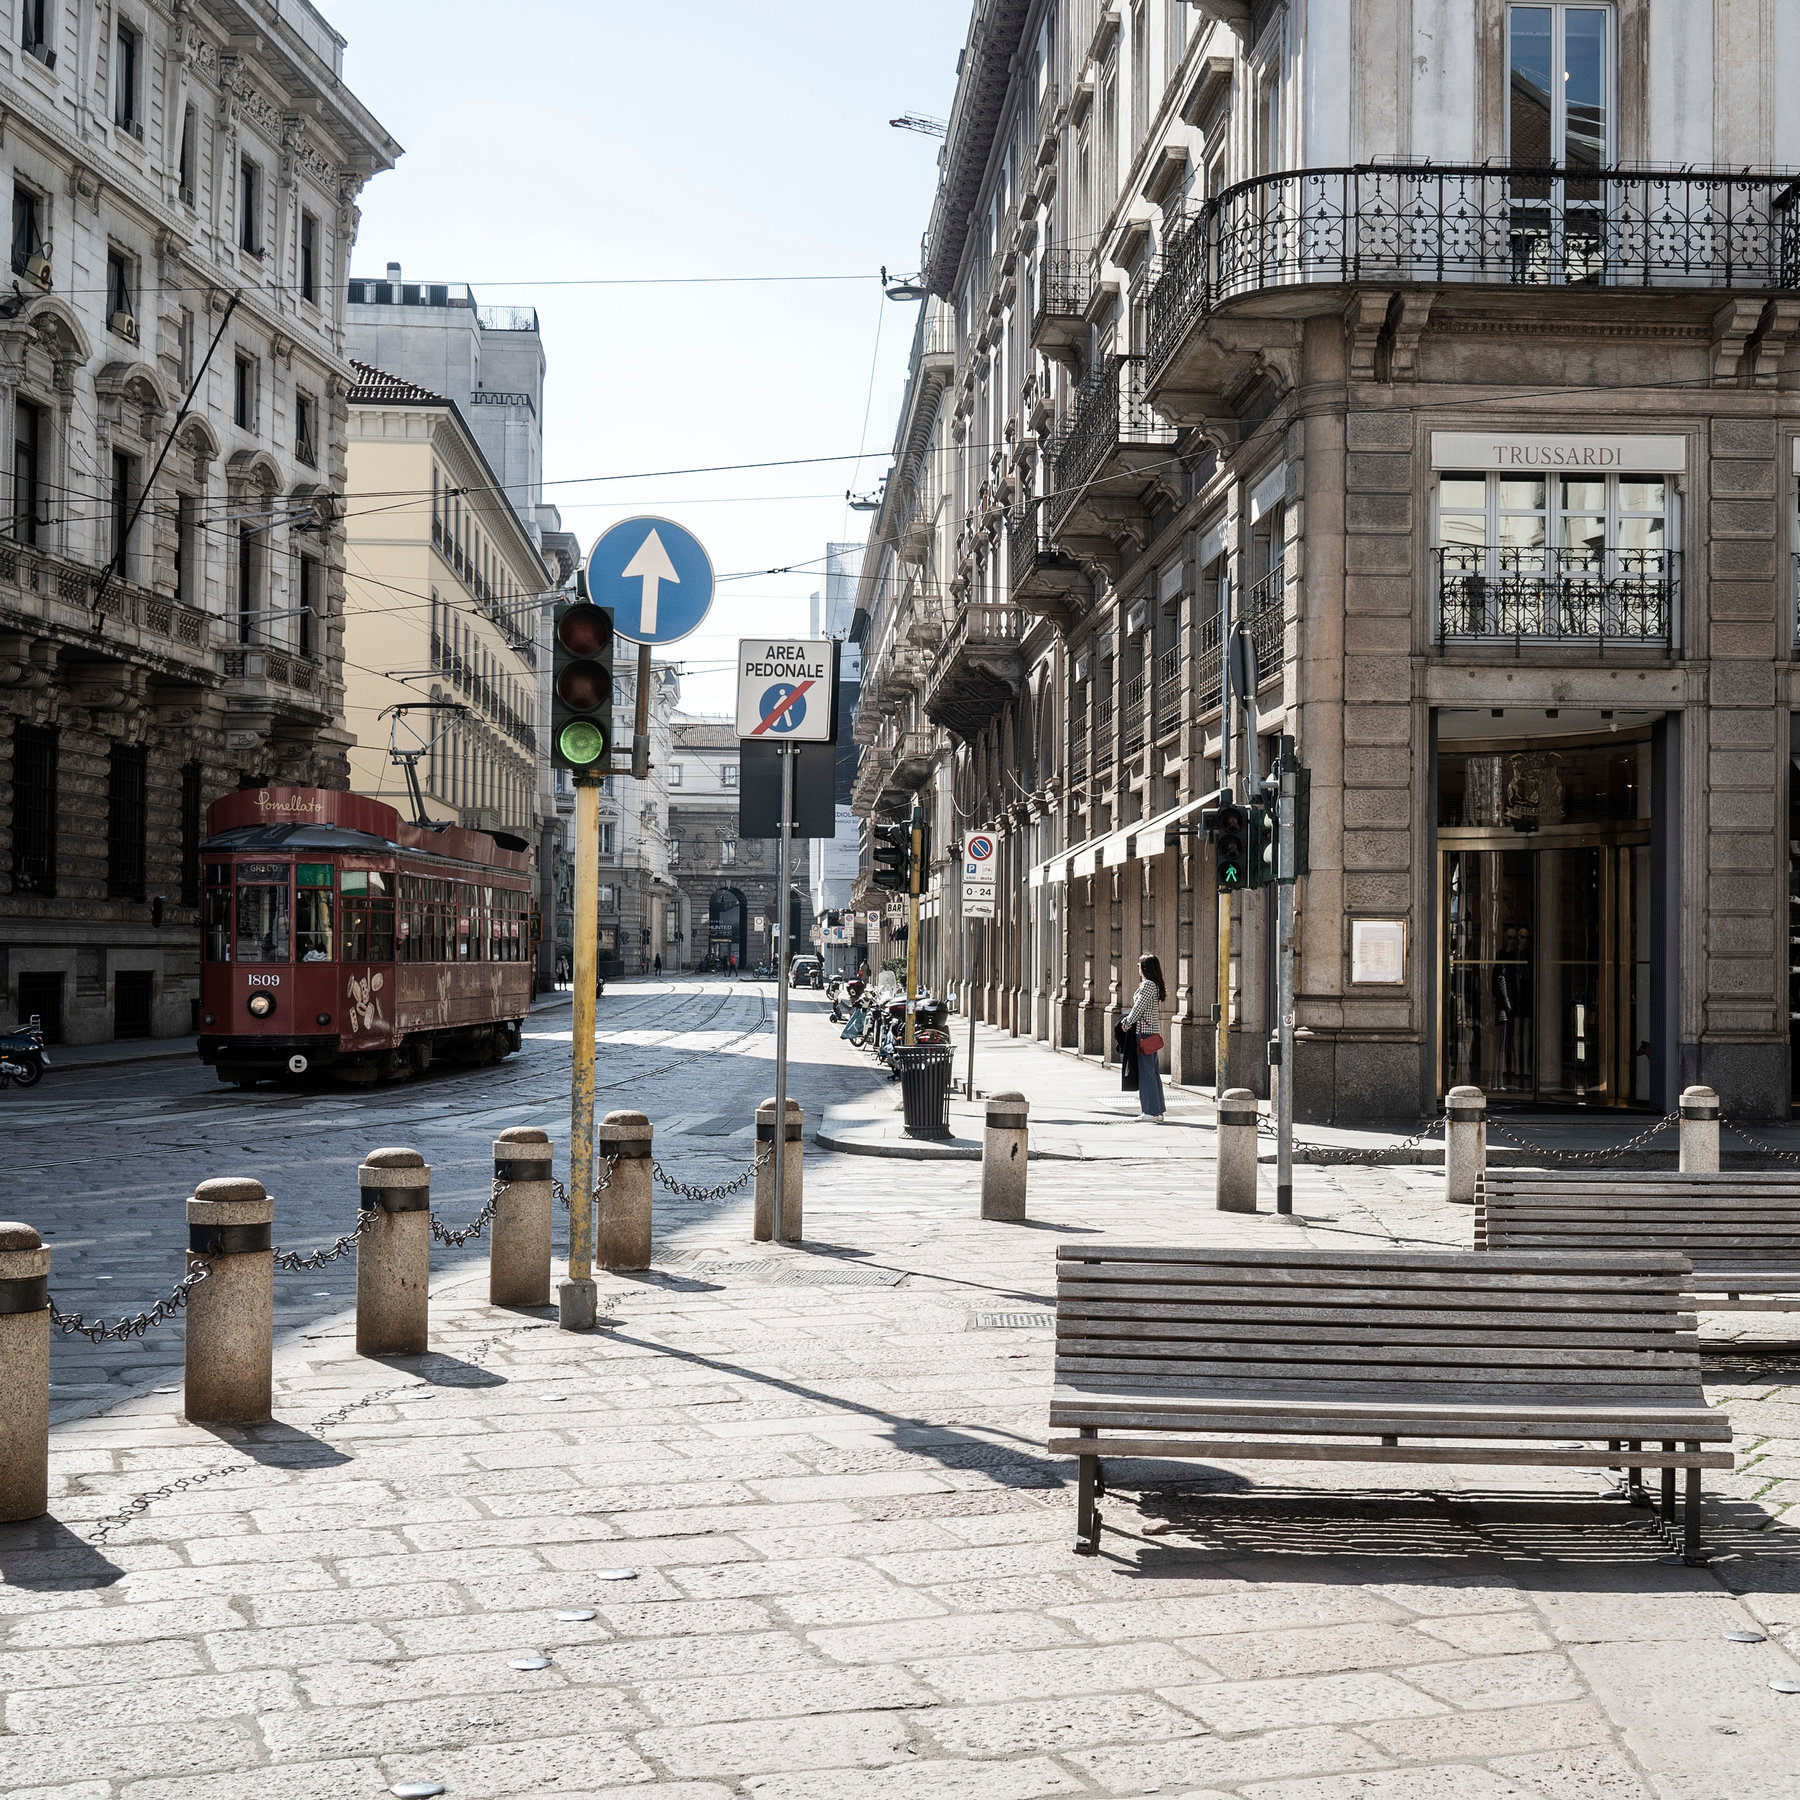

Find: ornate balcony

[922,602,1025,740]
[1030,246,1092,369]
[1246,563,1287,685]
[1007,502,1087,630]
[1049,354,1177,537]
[1436,547,1677,650]
[1149,164,1800,384]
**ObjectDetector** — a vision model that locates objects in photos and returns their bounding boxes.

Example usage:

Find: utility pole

[772,745,794,1241]
[1274,736,1298,1215]
[560,773,601,1329]
[1215,574,1233,1093]
[904,797,923,1048]
[631,642,652,781]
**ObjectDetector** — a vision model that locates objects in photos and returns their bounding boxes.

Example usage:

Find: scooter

[0,1016,49,1088]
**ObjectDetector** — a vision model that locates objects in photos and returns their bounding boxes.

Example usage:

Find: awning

[1100,829,1135,868]
[1132,795,1212,856]
[1069,845,1101,879]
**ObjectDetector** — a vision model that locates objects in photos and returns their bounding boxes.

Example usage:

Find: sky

[328,0,970,716]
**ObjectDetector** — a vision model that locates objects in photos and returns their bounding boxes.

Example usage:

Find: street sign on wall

[586,518,715,645]
[736,639,835,742]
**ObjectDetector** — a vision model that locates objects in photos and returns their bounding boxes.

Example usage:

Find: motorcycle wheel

[10,1058,43,1087]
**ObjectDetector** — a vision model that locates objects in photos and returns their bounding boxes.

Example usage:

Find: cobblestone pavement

[6,989,1800,1796]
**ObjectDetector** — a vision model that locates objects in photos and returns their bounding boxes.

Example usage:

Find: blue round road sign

[758,683,807,733]
[586,516,714,646]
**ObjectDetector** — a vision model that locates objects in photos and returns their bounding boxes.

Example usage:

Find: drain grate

[968,1311,1056,1330]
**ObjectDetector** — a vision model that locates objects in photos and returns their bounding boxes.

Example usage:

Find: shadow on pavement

[196,1417,352,1470]
[0,1514,124,1590]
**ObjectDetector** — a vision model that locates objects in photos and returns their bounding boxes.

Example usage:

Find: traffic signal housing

[871,823,909,892]
[552,599,615,773]
[1245,802,1274,890]
[1210,802,1248,893]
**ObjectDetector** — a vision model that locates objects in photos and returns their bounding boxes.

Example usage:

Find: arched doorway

[708,888,745,968]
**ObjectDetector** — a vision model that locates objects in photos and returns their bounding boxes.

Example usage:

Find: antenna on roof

[890,113,947,138]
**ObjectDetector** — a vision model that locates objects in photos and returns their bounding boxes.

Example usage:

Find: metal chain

[1720,1117,1800,1166]
[272,1209,374,1272]
[48,1259,213,1344]
[1256,1113,1448,1166]
[429,1179,506,1249]
[1485,1111,1678,1164]
[651,1142,771,1203]
[553,1157,617,1211]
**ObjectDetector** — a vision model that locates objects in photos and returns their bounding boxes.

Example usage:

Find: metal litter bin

[893,1042,953,1141]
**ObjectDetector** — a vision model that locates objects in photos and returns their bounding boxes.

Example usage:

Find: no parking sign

[964,832,998,920]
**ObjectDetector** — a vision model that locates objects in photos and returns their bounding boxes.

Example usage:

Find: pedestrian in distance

[1122,953,1168,1122]
[653,953,663,977]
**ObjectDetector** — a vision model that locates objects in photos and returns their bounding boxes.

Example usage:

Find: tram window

[203,889,232,962]
[340,870,367,894]
[297,889,335,962]
[367,894,394,962]
[297,863,333,888]
[235,883,291,962]
[204,862,231,887]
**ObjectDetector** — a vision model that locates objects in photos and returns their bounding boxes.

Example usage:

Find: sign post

[562,775,600,1330]
[737,639,836,1245]
[961,833,998,1095]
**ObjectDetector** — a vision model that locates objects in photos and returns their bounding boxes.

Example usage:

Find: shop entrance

[1439,734,1653,1109]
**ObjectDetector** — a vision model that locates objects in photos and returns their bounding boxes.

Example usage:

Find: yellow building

[342,362,550,843]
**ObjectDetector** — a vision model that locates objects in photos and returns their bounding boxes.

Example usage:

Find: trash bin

[893,1042,953,1141]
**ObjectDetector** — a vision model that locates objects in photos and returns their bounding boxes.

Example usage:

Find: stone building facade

[0,0,396,1042]
[670,715,810,971]
[854,0,1800,1121]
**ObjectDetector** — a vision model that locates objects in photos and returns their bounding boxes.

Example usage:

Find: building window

[11,184,44,280]
[299,212,318,304]
[719,838,736,866]
[237,523,258,643]
[295,392,317,467]
[599,823,615,856]
[721,764,739,788]
[179,104,198,206]
[106,249,135,338]
[177,308,195,386]
[173,493,196,603]
[13,400,43,545]
[234,356,255,430]
[110,452,136,580]
[667,762,683,786]
[106,743,148,901]
[239,157,263,255]
[1255,56,1282,174]
[9,722,57,896]
[298,553,320,658]
[180,761,203,906]
[114,21,140,134]
[20,0,50,64]
[1508,5,1609,167]
[1130,0,1149,143]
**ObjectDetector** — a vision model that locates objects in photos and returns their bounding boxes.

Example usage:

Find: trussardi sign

[1431,432,1687,473]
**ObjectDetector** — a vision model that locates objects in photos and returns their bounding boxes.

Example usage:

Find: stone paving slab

[5,1148,1800,1798]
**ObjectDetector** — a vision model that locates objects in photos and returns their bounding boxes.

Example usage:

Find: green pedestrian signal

[552,600,615,773]
[1211,802,1248,893]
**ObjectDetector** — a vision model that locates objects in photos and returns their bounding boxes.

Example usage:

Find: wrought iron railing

[1052,354,1172,503]
[1032,246,1092,342]
[1155,641,1182,737]
[1093,694,1114,774]
[1436,546,1676,648]
[1194,612,1223,714]
[1149,164,1800,378]
[1247,563,1286,682]
[1123,675,1147,757]
[1069,716,1088,785]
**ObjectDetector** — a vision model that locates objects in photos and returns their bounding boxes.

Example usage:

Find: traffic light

[1245,803,1275,890]
[552,599,615,773]
[1211,802,1248,893]
[871,823,909,891]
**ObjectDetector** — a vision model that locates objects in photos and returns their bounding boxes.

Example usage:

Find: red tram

[198,787,534,1086]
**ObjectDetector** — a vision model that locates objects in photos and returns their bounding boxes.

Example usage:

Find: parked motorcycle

[0,1016,49,1088]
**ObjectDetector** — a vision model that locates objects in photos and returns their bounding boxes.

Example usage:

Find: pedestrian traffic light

[552,599,615,772]
[1211,802,1248,893]
[1245,802,1275,890]
[872,823,909,891]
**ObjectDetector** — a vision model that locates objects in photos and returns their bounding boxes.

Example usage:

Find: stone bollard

[1444,1085,1487,1207]
[1215,1087,1260,1214]
[754,1097,804,1242]
[184,1177,274,1424]
[356,1148,431,1357]
[491,1127,554,1307]
[0,1222,49,1521]
[1680,1086,1720,1173]
[981,1091,1030,1222]
[598,1111,653,1271]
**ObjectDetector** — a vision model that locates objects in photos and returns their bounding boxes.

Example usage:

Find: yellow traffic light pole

[560,773,601,1331]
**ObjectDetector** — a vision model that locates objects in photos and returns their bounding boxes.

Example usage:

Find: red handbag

[1137,1031,1164,1054]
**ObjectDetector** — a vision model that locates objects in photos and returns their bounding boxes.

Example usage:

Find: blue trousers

[1137,1041,1165,1117]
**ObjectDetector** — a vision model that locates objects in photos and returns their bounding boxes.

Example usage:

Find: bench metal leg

[1661,1441,1676,1523]
[1075,1456,1101,1555]
[1627,1440,1646,1507]
[1684,1447,1704,1565]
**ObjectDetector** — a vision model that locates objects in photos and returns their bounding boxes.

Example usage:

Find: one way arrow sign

[586,516,715,646]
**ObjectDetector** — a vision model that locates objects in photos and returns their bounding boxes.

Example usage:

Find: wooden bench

[1478,1169,1800,1314]
[1047,1244,1732,1562]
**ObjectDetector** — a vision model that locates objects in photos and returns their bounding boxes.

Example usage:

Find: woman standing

[1122,953,1168,1122]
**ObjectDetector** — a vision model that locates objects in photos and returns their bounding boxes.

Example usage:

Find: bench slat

[1055,1334,1698,1368]
[1046,1436,1734,1469]
[1049,1396,1729,1438]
